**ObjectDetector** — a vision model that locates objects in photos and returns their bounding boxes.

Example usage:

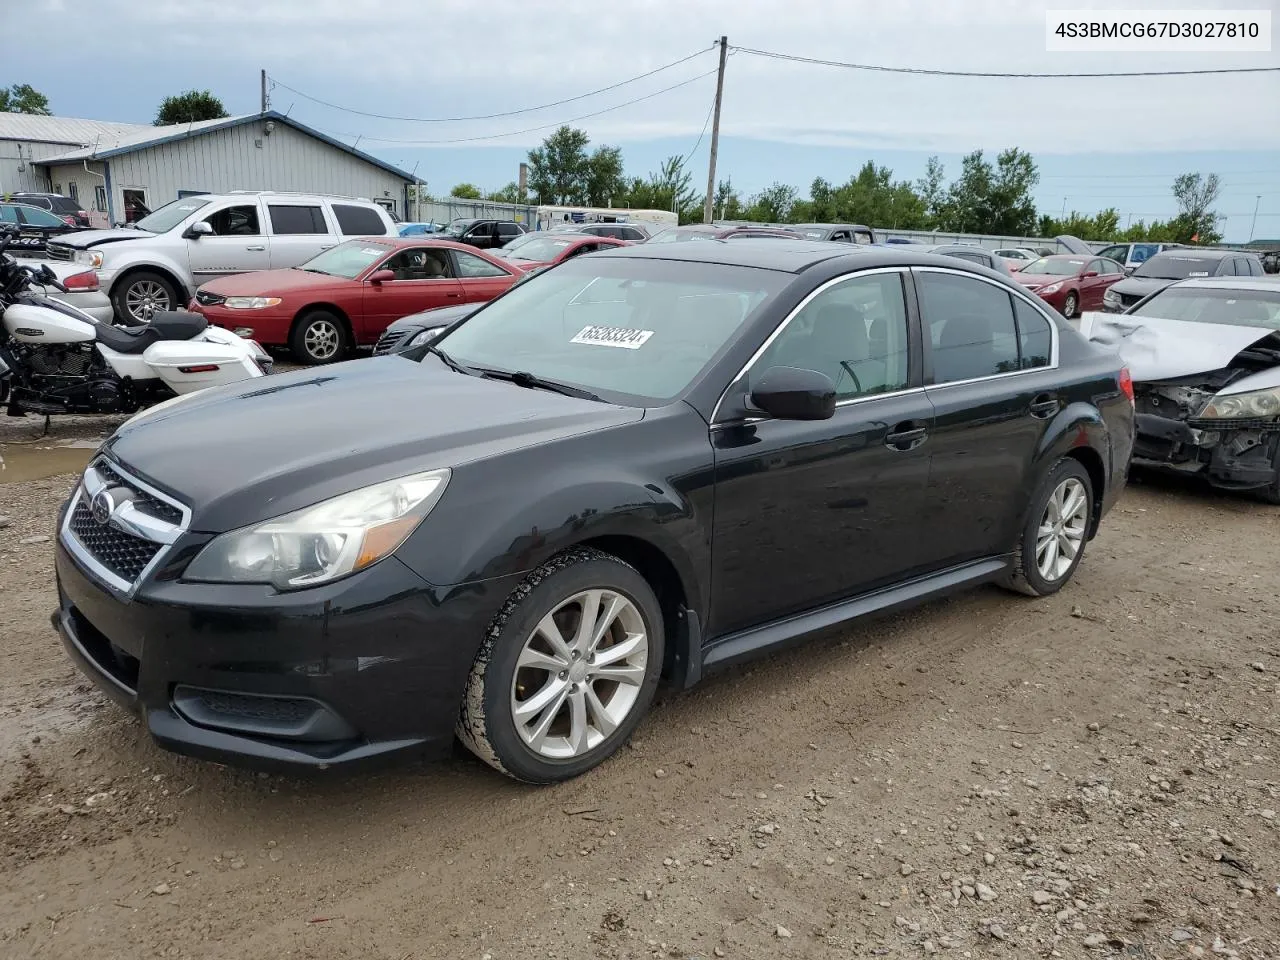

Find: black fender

[1028,399,1111,535]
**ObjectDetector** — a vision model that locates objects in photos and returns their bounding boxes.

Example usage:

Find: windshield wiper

[478,368,603,402]
[424,343,478,376]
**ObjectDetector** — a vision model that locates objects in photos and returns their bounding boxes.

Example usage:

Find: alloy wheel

[303,319,341,361]
[1063,293,1078,318]
[1036,477,1088,582]
[510,589,648,759]
[125,280,170,321]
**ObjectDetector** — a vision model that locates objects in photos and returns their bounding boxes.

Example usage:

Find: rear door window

[268,204,328,235]
[918,272,1022,382]
[332,203,389,236]
[1013,298,1053,369]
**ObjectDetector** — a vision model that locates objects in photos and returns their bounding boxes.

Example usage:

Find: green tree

[627,156,701,223]
[0,83,51,115]
[745,182,799,223]
[526,126,591,204]
[155,90,228,126]
[915,156,946,227]
[584,145,626,208]
[1171,172,1223,243]
[1038,208,1121,240]
[712,178,744,221]
[450,183,483,200]
[937,148,1039,234]
[827,162,927,229]
[488,182,526,204]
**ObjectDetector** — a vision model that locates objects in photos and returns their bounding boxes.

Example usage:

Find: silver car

[43,191,397,323]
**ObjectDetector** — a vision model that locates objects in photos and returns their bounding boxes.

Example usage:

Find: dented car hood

[1078,310,1279,383]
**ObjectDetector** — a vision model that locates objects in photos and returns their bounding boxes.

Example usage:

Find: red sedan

[1014,254,1126,318]
[189,238,519,364]
[493,233,628,273]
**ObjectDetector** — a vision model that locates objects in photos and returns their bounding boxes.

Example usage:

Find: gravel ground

[1,417,1277,959]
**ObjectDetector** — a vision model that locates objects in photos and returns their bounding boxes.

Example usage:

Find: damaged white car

[1079,277,1280,501]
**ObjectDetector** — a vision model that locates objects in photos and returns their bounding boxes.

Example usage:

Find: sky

[6,0,1280,240]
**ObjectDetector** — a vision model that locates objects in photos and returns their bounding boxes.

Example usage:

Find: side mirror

[368,268,396,284]
[749,366,836,421]
[1124,266,1136,275]
[1081,270,1098,279]
[185,221,214,239]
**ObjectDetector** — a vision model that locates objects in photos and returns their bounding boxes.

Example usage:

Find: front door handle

[445,292,463,299]
[885,420,928,451]
[245,244,266,251]
[319,243,336,250]
[1029,394,1060,419]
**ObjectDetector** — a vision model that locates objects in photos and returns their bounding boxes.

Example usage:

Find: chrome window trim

[709,266,913,425]
[59,457,192,600]
[911,265,1061,383]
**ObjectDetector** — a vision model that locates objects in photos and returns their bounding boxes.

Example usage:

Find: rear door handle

[1029,394,1060,419]
[246,244,266,251]
[885,420,928,451]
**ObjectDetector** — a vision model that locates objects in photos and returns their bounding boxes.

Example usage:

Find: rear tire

[1000,457,1094,597]
[290,310,349,364]
[112,271,179,324]
[457,548,665,783]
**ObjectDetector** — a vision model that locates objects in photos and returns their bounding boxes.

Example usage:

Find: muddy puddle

[0,439,99,484]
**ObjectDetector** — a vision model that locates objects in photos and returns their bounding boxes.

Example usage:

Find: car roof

[1,202,56,214]
[1170,277,1280,292]
[792,223,872,231]
[594,237,1017,275]
[922,244,995,255]
[1148,248,1240,261]
[348,236,503,254]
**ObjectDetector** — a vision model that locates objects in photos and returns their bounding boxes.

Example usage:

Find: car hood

[198,268,351,296]
[51,227,158,249]
[1110,276,1175,299]
[105,358,643,532]
[385,303,478,333]
[1078,310,1280,381]
[1014,272,1069,287]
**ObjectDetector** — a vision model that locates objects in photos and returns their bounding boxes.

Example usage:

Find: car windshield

[648,228,714,243]
[134,197,212,233]
[297,239,392,278]
[500,232,543,251]
[447,220,476,236]
[435,258,786,405]
[504,236,577,261]
[1133,255,1220,280]
[1022,258,1085,276]
[1131,286,1280,329]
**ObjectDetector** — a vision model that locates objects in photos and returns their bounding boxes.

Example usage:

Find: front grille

[68,498,163,582]
[195,290,226,307]
[373,329,408,355]
[1118,292,1144,308]
[188,690,316,725]
[44,242,74,262]
[95,460,183,524]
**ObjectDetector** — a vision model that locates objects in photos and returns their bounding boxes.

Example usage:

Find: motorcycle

[0,237,272,417]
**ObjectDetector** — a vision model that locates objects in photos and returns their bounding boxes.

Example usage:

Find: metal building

[1,111,420,226]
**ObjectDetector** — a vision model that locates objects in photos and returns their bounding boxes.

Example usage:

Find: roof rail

[224,189,373,201]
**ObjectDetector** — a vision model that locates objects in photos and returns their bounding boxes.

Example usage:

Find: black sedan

[0,201,79,252]
[53,241,1135,782]
[373,303,477,355]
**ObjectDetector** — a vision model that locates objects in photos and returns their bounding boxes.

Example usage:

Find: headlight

[1040,281,1064,295]
[224,296,282,310]
[184,468,450,590]
[1103,288,1121,304]
[1199,388,1280,421]
[407,327,444,347]
[75,250,103,269]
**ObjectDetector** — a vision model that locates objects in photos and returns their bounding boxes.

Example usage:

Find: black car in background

[447,218,527,249]
[1104,248,1265,311]
[53,241,1134,783]
[10,192,90,227]
[0,201,80,252]
[373,302,478,355]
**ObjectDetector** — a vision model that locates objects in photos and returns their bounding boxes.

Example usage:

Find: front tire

[457,548,665,783]
[113,271,178,324]
[1000,457,1094,597]
[290,310,349,364]
[1061,292,1079,319]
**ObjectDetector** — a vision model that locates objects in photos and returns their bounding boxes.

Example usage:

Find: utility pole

[260,69,268,113]
[702,36,728,224]
[1060,197,1068,219]
[1250,194,1262,242]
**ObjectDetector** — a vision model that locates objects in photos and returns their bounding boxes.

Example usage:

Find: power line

[678,86,718,171]
[315,69,719,146]
[732,44,1280,78]
[268,46,715,123]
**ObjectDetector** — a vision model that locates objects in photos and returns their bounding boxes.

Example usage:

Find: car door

[463,222,496,249]
[496,222,523,247]
[361,247,464,342]
[266,202,335,269]
[914,268,1060,569]
[708,267,934,636]
[185,201,271,283]
[1092,258,1125,306]
[450,249,517,304]
[1077,259,1110,309]
[1096,244,1131,271]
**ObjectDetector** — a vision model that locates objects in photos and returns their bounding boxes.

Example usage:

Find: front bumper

[53,523,523,773]
[186,301,293,346]
[1133,413,1279,490]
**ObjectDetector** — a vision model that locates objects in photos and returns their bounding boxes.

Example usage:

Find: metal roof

[35,111,420,184]
[0,112,152,146]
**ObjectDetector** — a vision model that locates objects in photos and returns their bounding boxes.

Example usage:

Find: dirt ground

[1,414,1277,960]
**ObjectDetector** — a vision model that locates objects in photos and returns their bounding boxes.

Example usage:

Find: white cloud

[19,0,1280,155]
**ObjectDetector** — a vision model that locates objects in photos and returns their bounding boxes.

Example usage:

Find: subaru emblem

[90,489,116,526]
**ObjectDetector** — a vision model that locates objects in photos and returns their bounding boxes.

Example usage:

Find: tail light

[1119,367,1135,405]
[62,216,78,227]
[178,364,221,374]
[62,270,100,292]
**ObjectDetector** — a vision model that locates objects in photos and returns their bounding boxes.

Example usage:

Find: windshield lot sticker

[571,325,654,349]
